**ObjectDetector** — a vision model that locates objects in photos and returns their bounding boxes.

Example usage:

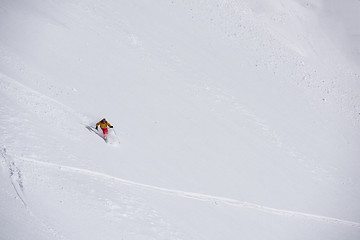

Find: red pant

[101,128,108,136]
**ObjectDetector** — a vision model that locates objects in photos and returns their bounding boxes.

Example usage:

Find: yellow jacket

[96,120,112,129]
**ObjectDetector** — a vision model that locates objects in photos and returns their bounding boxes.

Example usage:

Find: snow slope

[1,0,360,239]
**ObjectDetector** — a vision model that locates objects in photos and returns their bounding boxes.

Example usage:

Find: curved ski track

[1,74,358,228]
[20,157,360,229]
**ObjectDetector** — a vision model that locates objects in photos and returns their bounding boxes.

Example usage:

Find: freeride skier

[96,118,113,138]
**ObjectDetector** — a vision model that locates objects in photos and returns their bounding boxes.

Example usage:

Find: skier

[95,118,113,138]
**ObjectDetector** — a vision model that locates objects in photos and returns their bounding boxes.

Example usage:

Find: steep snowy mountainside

[244,0,360,68]
[1,0,360,239]
[318,0,360,67]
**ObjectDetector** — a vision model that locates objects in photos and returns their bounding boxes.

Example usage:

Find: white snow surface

[0,0,360,239]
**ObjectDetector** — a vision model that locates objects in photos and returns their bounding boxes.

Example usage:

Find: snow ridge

[19,156,360,229]
[0,73,89,128]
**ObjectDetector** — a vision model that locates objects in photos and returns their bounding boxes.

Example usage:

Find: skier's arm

[107,122,113,128]
[95,121,101,129]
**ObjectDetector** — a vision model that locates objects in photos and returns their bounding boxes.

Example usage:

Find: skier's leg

[103,128,108,137]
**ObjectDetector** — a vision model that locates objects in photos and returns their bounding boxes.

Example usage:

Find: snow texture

[0,0,359,239]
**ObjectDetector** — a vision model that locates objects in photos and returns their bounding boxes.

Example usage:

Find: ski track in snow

[18,156,360,229]
[0,148,68,240]
[0,148,27,207]
[2,71,359,231]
